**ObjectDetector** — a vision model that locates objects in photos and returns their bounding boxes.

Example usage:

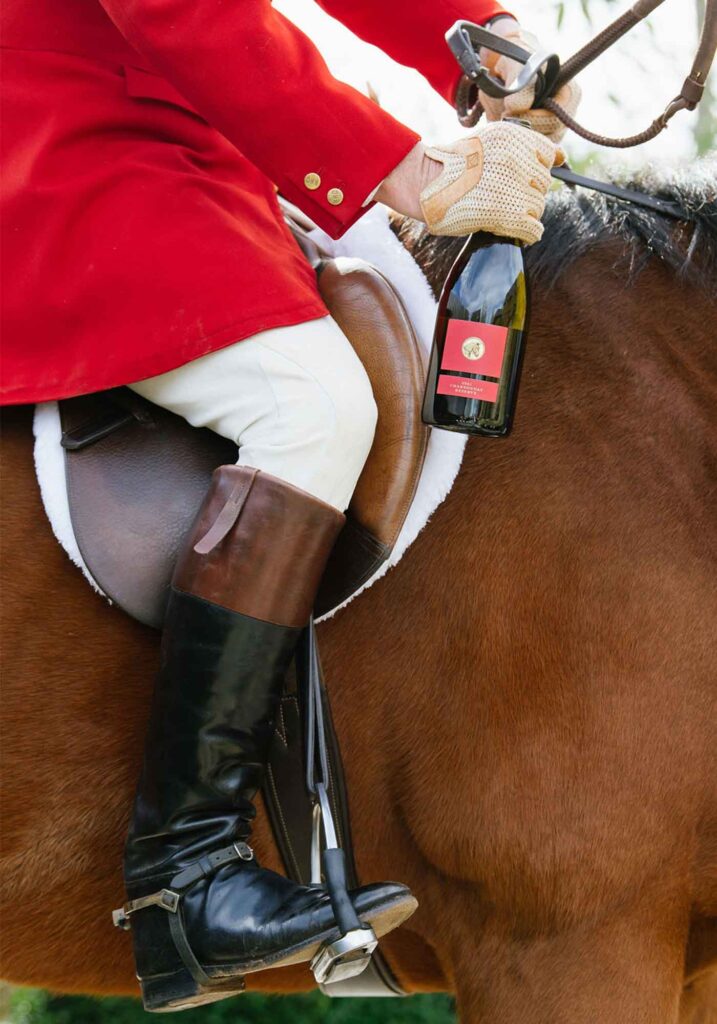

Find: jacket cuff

[277,117,420,239]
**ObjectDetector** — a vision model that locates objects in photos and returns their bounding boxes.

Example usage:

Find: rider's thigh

[128,315,378,510]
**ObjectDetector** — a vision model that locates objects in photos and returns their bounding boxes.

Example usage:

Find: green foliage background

[9,989,455,1024]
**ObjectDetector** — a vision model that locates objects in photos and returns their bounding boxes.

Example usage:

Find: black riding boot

[114,466,416,1012]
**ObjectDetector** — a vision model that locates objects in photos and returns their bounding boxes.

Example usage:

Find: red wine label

[437,375,499,402]
[441,320,509,379]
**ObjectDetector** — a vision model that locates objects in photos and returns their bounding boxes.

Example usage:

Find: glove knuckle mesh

[420,123,553,243]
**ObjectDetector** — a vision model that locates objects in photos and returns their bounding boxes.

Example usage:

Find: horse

[1,169,716,1023]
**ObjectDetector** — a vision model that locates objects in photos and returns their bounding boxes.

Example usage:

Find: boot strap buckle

[112,842,254,929]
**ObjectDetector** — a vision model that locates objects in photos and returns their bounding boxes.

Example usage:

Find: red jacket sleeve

[316,0,512,103]
[96,0,422,237]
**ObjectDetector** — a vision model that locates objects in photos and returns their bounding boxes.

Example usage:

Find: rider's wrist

[375,142,440,221]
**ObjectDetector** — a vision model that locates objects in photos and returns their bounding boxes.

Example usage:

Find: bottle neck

[467,232,523,250]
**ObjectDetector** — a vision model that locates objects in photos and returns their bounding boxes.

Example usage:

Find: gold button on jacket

[327,188,344,206]
[304,173,321,190]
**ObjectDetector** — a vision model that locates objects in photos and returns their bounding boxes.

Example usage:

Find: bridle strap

[456,0,717,148]
[553,2,658,91]
[537,0,717,148]
[685,0,717,104]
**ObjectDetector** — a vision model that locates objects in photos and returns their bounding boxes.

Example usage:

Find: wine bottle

[422,233,528,437]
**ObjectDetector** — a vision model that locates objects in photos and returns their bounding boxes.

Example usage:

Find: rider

[1,0,579,1010]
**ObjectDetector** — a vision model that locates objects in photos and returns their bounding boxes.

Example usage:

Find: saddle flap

[315,258,429,615]
[60,391,237,627]
[59,256,428,627]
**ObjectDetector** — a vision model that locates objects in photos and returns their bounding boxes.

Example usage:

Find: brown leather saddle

[58,221,428,996]
[60,251,427,627]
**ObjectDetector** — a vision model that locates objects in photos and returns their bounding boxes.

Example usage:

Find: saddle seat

[59,251,429,628]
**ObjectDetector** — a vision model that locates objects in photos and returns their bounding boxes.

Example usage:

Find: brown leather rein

[457,0,717,149]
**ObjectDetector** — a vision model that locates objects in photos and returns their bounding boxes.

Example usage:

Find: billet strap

[112,841,253,929]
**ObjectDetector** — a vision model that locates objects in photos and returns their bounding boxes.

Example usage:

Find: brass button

[327,188,344,206]
[304,172,321,191]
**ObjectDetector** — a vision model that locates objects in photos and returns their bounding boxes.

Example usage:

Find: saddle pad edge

[33,401,109,602]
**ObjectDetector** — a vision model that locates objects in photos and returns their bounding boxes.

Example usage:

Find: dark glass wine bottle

[422,233,529,437]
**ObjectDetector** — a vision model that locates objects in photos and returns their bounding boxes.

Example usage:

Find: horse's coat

[2,178,716,1023]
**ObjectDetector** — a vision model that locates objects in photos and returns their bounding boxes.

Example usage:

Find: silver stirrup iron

[305,619,378,985]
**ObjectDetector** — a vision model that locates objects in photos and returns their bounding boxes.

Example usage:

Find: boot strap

[112,841,254,930]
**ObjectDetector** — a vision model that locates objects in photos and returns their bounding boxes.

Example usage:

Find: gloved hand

[418,121,564,244]
[479,17,581,143]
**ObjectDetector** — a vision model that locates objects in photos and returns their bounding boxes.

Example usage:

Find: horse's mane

[394,161,717,297]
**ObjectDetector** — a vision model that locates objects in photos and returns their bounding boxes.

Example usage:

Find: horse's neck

[521,250,715,491]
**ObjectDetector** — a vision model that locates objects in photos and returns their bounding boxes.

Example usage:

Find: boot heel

[140,967,201,1013]
[141,967,245,1013]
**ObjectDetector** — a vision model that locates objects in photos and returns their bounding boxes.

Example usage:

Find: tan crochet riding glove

[419,122,563,245]
[480,26,581,144]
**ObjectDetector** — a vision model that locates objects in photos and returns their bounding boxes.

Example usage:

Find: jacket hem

[0,299,329,406]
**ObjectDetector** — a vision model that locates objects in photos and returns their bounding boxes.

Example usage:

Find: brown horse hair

[395,163,717,298]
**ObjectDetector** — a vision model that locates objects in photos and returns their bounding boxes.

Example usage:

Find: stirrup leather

[304,619,379,985]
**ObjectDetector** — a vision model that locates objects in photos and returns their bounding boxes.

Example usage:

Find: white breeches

[129,316,378,511]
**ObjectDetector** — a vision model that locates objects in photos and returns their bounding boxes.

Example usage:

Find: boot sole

[140,890,418,1012]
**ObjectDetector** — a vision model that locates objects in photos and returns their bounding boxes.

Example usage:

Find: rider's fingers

[526,180,548,217]
[529,149,552,189]
[529,167,551,196]
[519,82,582,144]
[520,213,545,246]
[503,83,536,118]
[479,92,506,122]
[554,80,582,115]
[533,133,561,170]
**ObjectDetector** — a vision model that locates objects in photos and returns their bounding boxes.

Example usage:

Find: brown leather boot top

[173,466,345,628]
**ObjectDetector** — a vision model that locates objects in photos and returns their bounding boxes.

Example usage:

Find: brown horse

[1,173,716,1023]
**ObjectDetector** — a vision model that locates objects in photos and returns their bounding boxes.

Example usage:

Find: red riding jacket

[1,0,507,404]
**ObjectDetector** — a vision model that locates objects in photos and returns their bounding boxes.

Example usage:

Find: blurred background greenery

[5,988,455,1024]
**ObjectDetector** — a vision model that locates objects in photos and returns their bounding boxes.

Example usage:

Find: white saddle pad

[33,205,467,621]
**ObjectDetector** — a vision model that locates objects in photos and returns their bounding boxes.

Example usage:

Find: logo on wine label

[461,337,485,361]
[441,320,509,378]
